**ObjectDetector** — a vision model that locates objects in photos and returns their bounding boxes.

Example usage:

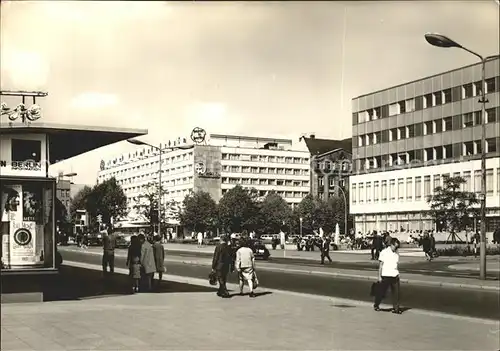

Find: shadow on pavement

[229,291,273,298]
[44,265,217,302]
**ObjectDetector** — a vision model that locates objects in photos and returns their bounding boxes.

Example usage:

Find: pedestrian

[138,233,156,292]
[374,238,402,314]
[126,235,141,293]
[429,233,436,258]
[211,235,234,298]
[279,230,286,250]
[473,231,480,257]
[197,231,203,247]
[320,237,332,264]
[370,231,379,260]
[236,239,257,298]
[152,234,165,289]
[102,226,117,279]
[421,233,432,261]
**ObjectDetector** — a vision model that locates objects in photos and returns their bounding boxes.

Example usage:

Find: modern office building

[350,58,500,233]
[97,133,310,225]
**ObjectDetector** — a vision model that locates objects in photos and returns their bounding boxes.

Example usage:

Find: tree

[427,175,479,242]
[218,185,259,233]
[328,191,351,235]
[259,191,292,233]
[179,191,217,232]
[313,198,336,234]
[133,183,165,232]
[69,185,93,224]
[294,194,316,234]
[87,178,127,227]
[54,197,69,225]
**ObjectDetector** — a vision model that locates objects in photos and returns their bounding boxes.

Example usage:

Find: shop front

[1,91,147,302]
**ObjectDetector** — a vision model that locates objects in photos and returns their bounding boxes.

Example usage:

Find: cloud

[1,50,49,90]
[70,92,119,109]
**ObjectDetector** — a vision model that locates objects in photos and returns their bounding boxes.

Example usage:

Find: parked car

[259,234,274,243]
[86,232,103,246]
[116,233,132,248]
[248,239,270,260]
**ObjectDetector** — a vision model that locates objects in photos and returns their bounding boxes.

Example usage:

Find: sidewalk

[449,258,500,273]
[2,262,498,351]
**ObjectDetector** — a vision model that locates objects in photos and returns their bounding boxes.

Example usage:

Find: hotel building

[350,58,500,233]
[97,133,310,225]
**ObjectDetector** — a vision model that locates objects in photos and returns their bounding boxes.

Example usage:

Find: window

[406,177,413,200]
[389,179,396,201]
[486,108,497,123]
[389,128,397,141]
[381,130,390,143]
[366,183,372,203]
[486,169,494,194]
[424,176,431,198]
[351,184,357,204]
[487,138,497,153]
[407,124,415,138]
[464,141,474,156]
[374,181,379,202]
[11,138,42,164]
[425,147,434,161]
[433,175,441,191]
[474,170,481,193]
[405,99,415,112]
[463,113,473,128]
[415,176,422,200]
[433,91,442,105]
[443,117,453,131]
[424,121,433,135]
[435,146,443,160]
[463,83,473,99]
[423,93,433,108]
[374,131,381,144]
[486,77,496,93]
[398,127,406,140]
[434,119,443,133]
[473,81,482,96]
[381,180,387,201]
[443,144,453,159]
[374,107,381,119]
[442,89,451,104]
[358,136,364,147]
[359,183,364,203]
[415,96,424,110]
[414,123,423,137]
[398,178,404,200]
[476,140,482,154]
[474,111,482,125]
[389,103,399,116]
[463,171,471,192]
[398,101,406,114]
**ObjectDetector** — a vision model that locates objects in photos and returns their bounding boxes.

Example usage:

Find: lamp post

[424,33,500,280]
[127,141,194,240]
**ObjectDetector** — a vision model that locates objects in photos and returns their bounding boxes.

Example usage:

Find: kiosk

[0,91,147,302]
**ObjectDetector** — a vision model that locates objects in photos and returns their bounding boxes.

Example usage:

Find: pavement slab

[2,275,499,351]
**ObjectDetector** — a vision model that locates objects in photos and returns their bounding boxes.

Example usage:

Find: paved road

[61,249,500,320]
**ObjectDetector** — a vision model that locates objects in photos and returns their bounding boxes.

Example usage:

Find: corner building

[350,58,500,233]
[97,134,310,226]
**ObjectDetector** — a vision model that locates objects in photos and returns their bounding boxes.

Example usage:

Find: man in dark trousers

[371,230,380,260]
[320,237,332,264]
[102,225,117,280]
[212,235,234,298]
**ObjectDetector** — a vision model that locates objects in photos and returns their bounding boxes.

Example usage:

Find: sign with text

[9,221,38,266]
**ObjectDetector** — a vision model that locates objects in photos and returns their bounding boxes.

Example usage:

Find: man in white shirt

[374,238,402,314]
[197,232,203,247]
[235,240,257,298]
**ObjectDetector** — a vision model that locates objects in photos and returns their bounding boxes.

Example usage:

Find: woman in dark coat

[152,235,165,288]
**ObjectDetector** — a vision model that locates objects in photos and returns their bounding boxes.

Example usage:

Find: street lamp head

[63,172,77,177]
[177,145,195,150]
[127,139,146,146]
[424,33,462,49]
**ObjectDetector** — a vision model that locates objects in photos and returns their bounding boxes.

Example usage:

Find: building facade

[97,134,310,224]
[350,58,500,233]
[56,178,71,221]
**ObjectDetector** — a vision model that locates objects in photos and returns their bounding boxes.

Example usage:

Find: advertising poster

[1,184,22,266]
[22,184,42,223]
[9,220,37,265]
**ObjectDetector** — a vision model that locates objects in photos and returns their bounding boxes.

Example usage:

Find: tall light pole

[127,141,194,240]
[424,33,500,280]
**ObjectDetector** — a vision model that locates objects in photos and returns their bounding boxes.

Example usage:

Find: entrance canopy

[0,122,148,163]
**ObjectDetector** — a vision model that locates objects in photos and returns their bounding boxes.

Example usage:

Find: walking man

[102,226,117,279]
[211,235,234,298]
[374,238,402,314]
[235,239,257,298]
[320,237,332,264]
[370,231,380,260]
[138,233,156,292]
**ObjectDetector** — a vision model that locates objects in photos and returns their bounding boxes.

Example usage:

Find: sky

[1,1,499,185]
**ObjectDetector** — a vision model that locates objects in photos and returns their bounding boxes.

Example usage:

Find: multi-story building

[350,58,500,233]
[56,177,71,221]
[301,134,352,200]
[97,133,310,224]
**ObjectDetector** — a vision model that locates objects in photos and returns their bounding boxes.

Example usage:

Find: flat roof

[352,57,499,100]
[210,133,292,143]
[0,122,148,163]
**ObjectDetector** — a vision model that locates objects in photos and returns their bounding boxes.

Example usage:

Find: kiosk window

[11,139,42,162]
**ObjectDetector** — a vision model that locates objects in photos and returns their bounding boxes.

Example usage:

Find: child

[126,235,141,293]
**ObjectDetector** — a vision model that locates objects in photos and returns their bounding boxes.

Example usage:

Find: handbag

[252,271,259,289]
[370,281,385,298]
[208,271,217,286]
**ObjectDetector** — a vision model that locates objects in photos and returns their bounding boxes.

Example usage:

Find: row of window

[122,177,194,194]
[357,107,498,147]
[222,153,309,164]
[357,138,498,172]
[354,76,498,124]
[351,168,500,204]
[101,164,195,185]
[221,188,306,200]
[317,177,346,189]
[222,165,309,176]
[105,151,193,170]
[222,177,309,187]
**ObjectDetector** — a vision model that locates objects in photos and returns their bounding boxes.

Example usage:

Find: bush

[437,246,500,257]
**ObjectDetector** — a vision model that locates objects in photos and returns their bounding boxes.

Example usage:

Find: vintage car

[248,239,270,260]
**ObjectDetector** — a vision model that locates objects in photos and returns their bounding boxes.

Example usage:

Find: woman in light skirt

[236,239,257,298]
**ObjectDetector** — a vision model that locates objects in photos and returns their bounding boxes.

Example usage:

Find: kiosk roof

[1,122,148,163]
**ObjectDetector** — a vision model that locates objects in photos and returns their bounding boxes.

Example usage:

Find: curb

[59,248,500,292]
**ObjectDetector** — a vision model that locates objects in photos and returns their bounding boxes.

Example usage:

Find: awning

[0,122,148,163]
